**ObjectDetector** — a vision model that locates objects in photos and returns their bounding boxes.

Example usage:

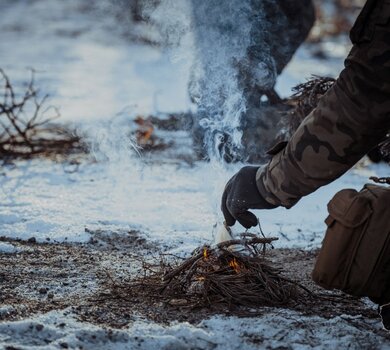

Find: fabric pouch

[312,184,390,304]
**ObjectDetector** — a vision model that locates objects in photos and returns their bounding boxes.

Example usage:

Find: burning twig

[133,115,174,152]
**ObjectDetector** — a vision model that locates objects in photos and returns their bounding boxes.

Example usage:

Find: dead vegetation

[103,234,312,314]
[290,76,336,119]
[284,75,336,136]
[0,69,85,160]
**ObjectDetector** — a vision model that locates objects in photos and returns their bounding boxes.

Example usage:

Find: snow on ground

[0,309,389,350]
[1,157,389,252]
[1,1,390,349]
[0,0,192,121]
[0,242,20,254]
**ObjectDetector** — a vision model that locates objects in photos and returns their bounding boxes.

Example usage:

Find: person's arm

[256,16,390,209]
[222,6,390,228]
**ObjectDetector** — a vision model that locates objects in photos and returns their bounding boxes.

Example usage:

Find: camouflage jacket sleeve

[256,0,390,209]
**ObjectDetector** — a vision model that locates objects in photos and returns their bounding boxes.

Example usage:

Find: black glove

[221,166,277,228]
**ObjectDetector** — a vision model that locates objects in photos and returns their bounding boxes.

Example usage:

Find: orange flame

[229,257,241,273]
[203,248,208,260]
[134,116,154,144]
[142,127,154,142]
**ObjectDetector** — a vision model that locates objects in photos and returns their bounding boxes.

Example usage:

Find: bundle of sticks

[108,234,311,311]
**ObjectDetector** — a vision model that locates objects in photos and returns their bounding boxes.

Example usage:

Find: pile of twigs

[286,76,335,134]
[107,234,311,311]
[0,69,84,159]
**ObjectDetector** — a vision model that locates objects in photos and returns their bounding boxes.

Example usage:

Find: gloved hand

[221,166,277,229]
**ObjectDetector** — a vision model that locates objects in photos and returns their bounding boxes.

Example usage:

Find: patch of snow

[275,39,350,97]
[0,242,20,254]
[0,309,388,349]
[0,0,193,122]
[0,157,387,250]
[0,305,16,318]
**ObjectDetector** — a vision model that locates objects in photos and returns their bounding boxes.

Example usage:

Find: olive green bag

[312,184,390,304]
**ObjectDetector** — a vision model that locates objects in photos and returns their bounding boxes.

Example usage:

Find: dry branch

[0,69,85,160]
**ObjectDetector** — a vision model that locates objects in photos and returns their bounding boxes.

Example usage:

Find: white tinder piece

[214,223,234,245]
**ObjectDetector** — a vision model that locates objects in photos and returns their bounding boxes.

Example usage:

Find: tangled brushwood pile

[0,69,85,160]
[105,234,312,315]
[286,75,336,134]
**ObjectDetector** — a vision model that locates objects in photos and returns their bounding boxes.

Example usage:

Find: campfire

[133,115,174,152]
[105,231,312,313]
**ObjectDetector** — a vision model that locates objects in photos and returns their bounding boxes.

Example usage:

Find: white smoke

[133,0,281,228]
[85,0,281,230]
[142,0,277,161]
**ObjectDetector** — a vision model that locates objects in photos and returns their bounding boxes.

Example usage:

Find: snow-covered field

[0,309,387,350]
[1,1,390,349]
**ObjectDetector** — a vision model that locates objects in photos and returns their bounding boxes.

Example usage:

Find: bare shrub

[0,69,84,160]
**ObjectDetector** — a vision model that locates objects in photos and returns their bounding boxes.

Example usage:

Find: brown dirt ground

[0,233,389,340]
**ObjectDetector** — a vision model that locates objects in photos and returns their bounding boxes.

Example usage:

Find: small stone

[36,324,44,331]
[27,237,36,243]
[60,342,69,349]
[48,292,54,299]
[38,287,48,294]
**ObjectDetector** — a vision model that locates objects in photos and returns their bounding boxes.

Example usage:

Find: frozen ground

[1,1,390,349]
[0,309,388,350]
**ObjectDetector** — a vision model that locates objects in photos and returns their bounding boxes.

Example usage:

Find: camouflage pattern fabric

[256,0,390,208]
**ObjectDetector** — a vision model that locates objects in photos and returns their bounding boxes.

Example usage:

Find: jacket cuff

[255,165,281,209]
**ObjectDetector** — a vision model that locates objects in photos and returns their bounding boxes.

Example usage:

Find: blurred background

[0,0,373,247]
[0,0,364,153]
